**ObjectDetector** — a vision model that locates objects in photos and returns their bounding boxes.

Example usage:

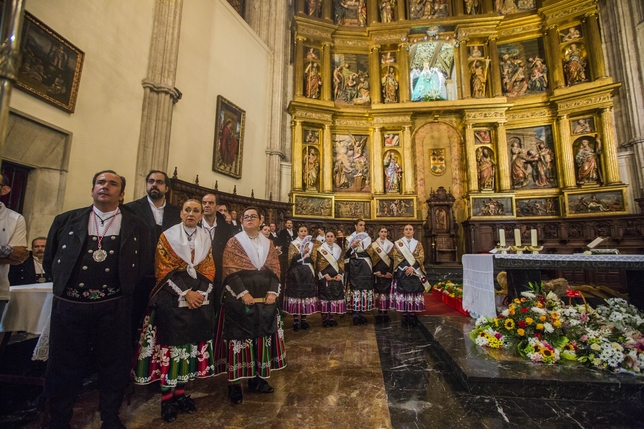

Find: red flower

[534,333,543,339]
[498,314,504,319]
[521,308,529,313]
[518,321,526,328]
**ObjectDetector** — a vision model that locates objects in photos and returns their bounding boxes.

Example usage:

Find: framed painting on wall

[16,11,84,113]
[335,200,371,219]
[470,195,515,219]
[516,196,561,218]
[564,188,627,217]
[212,96,246,179]
[293,194,334,218]
[374,197,416,219]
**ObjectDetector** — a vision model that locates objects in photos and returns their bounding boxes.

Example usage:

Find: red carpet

[420,293,469,317]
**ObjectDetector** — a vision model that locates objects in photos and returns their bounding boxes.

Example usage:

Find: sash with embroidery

[395,239,431,291]
[371,241,391,267]
[317,245,340,275]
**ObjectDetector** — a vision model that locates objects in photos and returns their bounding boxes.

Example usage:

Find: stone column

[134,0,183,198]
[403,125,414,194]
[459,41,471,99]
[369,44,382,104]
[495,122,511,192]
[323,124,333,192]
[488,37,503,97]
[368,0,379,24]
[292,120,304,191]
[322,0,333,20]
[557,115,576,188]
[546,25,565,89]
[397,0,406,20]
[584,12,607,80]
[373,127,384,194]
[465,123,479,193]
[397,43,411,102]
[600,107,621,185]
[321,42,333,101]
[294,36,306,97]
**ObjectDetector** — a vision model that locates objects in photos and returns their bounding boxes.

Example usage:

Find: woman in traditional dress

[369,227,394,324]
[284,225,318,331]
[345,218,373,325]
[313,230,345,327]
[390,224,427,327]
[133,199,216,422]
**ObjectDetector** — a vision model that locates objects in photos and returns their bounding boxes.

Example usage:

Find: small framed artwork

[16,11,84,113]
[516,196,561,218]
[474,129,491,144]
[213,96,246,179]
[571,117,595,135]
[564,188,627,217]
[374,197,416,218]
[470,195,515,219]
[383,133,400,147]
[293,194,334,218]
[335,200,371,219]
[304,128,320,145]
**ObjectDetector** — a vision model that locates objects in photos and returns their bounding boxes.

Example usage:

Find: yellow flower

[478,331,487,338]
[493,318,499,327]
[525,317,534,325]
[509,304,516,310]
[550,312,559,320]
[564,343,575,351]
[509,310,516,316]
[536,323,544,330]
[539,315,547,322]
[514,298,521,304]
[504,319,515,330]
[517,328,525,336]
[520,297,527,303]
[540,348,554,358]
[554,320,562,328]
[536,302,543,308]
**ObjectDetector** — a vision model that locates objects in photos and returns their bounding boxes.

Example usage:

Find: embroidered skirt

[346,289,374,312]
[389,280,426,313]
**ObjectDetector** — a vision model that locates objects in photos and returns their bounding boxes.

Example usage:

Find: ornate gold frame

[373,196,417,219]
[563,186,628,217]
[292,193,334,219]
[470,194,516,219]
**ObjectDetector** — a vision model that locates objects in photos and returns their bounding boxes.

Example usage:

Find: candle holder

[496,245,512,254]
[527,245,543,254]
[511,245,528,254]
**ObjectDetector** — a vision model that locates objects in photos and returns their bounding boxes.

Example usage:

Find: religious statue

[511,149,537,188]
[306,0,322,17]
[381,52,396,64]
[305,129,319,145]
[435,207,447,230]
[358,0,367,26]
[572,119,593,135]
[411,62,446,101]
[334,0,349,24]
[496,0,518,14]
[476,147,495,191]
[464,0,480,14]
[303,147,320,190]
[562,27,580,42]
[381,66,399,103]
[500,53,528,97]
[527,56,548,93]
[564,44,587,86]
[304,62,322,99]
[533,142,554,186]
[380,0,395,23]
[575,138,601,185]
[384,151,402,193]
[353,72,371,105]
[470,60,489,98]
[469,46,483,58]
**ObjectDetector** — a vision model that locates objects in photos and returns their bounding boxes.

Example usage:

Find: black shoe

[353,317,360,326]
[248,377,275,393]
[329,319,337,327]
[360,316,368,325]
[228,384,243,404]
[301,320,310,330]
[176,395,197,414]
[410,314,418,327]
[383,314,390,323]
[161,400,178,422]
[293,322,300,332]
[375,315,383,324]
[101,419,126,429]
[402,315,409,328]
[322,319,329,328]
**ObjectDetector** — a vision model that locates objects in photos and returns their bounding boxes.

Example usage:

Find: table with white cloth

[462,254,497,319]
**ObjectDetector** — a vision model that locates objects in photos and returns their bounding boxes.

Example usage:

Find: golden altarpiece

[288,0,643,275]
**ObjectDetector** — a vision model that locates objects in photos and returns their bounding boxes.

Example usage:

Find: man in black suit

[8,236,51,285]
[276,219,294,288]
[268,223,279,242]
[229,209,242,233]
[125,170,181,340]
[200,193,233,309]
[43,170,151,429]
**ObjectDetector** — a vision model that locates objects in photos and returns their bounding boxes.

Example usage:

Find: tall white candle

[531,229,537,246]
[514,229,521,246]
[499,229,506,247]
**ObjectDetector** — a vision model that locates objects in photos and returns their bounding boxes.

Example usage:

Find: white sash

[164,224,211,279]
[317,243,340,275]
[236,231,270,270]
[395,238,431,291]
[371,240,392,267]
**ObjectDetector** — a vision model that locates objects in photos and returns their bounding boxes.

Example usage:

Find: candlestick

[531,229,537,246]
[514,229,521,246]
[511,245,528,255]
[499,229,505,247]
[527,245,543,254]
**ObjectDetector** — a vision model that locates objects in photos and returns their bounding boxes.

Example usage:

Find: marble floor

[4,311,644,429]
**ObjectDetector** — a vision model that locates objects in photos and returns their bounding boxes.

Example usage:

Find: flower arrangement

[434,280,463,298]
[471,287,644,376]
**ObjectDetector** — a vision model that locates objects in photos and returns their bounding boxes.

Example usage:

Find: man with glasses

[126,170,181,342]
[0,173,28,318]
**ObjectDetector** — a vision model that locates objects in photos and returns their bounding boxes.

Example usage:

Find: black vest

[65,235,122,302]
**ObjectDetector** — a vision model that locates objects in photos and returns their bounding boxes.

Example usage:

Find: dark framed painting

[374,197,416,218]
[335,200,371,219]
[516,196,561,218]
[16,11,84,113]
[565,189,627,217]
[213,95,245,179]
[293,194,333,218]
[470,195,515,219]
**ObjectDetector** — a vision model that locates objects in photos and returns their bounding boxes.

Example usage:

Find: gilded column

[368,0,378,24]
[600,107,621,184]
[546,25,565,89]
[397,43,411,103]
[465,123,479,193]
[294,35,306,97]
[322,0,332,20]
[134,0,184,198]
[397,0,406,20]
[454,0,464,15]
[459,41,471,99]
[488,37,503,97]
[483,0,493,13]
[403,125,414,194]
[584,12,607,79]
[373,126,384,194]
[293,120,304,191]
[557,115,576,188]
[369,44,382,104]
[495,122,510,191]
[296,0,305,14]
[323,124,333,192]
[321,42,332,101]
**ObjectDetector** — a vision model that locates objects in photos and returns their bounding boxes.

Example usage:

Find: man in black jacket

[9,236,51,285]
[125,170,181,341]
[43,170,151,429]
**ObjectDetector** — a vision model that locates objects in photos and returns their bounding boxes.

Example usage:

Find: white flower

[521,291,536,299]
[544,322,554,333]
[501,309,510,317]
[546,291,559,301]
[475,316,489,327]
[531,307,547,315]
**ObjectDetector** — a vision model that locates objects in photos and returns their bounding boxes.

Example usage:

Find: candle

[499,229,506,247]
[531,229,537,246]
[514,229,521,246]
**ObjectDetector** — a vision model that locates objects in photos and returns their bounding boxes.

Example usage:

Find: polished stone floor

[4,310,644,429]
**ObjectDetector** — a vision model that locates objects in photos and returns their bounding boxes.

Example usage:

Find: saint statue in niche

[464,0,480,15]
[384,151,403,193]
[563,44,588,86]
[572,118,594,135]
[381,66,399,103]
[304,62,322,99]
[527,56,548,93]
[470,59,489,98]
[303,147,320,190]
[532,142,555,187]
[435,207,447,230]
[575,138,602,185]
[306,0,322,17]
[561,27,581,42]
[411,62,446,101]
[380,0,395,23]
[476,147,495,191]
